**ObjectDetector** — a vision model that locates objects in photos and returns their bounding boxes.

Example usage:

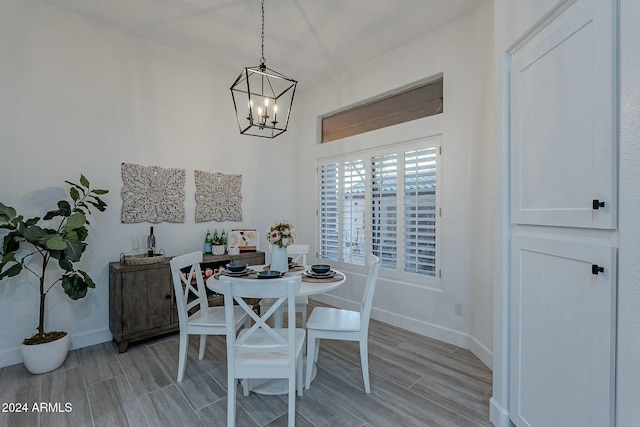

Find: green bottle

[204,230,212,254]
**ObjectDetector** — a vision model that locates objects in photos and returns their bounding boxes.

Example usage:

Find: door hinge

[439,146,442,155]
[438,269,442,278]
[439,208,442,217]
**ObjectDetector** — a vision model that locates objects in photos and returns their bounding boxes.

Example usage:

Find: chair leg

[227,375,236,427]
[198,334,207,360]
[359,338,370,393]
[297,355,303,396]
[288,375,295,427]
[177,332,188,382]
[305,336,318,389]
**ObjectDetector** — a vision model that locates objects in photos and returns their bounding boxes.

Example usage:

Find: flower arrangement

[267,220,296,248]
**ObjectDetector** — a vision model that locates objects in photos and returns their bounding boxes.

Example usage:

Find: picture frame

[228,229,259,251]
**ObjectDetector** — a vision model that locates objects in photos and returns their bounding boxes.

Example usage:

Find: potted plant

[211,229,226,256]
[0,175,108,374]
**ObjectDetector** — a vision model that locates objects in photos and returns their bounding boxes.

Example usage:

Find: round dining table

[206,264,347,395]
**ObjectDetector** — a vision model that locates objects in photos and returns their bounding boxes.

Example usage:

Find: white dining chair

[221,275,305,427]
[305,253,380,393]
[170,251,249,382]
[261,244,310,328]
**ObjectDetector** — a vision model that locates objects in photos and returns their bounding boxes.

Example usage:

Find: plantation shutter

[318,163,339,261]
[342,160,366,265]
[371,154,398,270]
[403,147,437,276]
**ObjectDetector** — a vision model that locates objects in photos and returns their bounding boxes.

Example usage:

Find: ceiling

[38,0,483,90]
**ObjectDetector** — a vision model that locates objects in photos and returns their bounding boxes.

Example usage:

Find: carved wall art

[121,162,185,223]
[195,170,243,222]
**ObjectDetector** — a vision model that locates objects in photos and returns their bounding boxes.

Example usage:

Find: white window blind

[342,160,366,265]
[403,148,437,276]
[317,137,440,282]
[371,154,398,270]
[318,163,339,261]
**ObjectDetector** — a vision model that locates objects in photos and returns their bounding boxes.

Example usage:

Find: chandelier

[230,0,297,138]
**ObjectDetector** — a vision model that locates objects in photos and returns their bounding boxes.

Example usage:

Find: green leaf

[93,189,109,195]
[2,252,17,263]
[0,203,17,222]
[61,274,88,300]
[45,234,67,250]
[63,240,86,262]
[65,212,86,232]
[80,175,90,188]
[70,187,80,202]
[24,217,40,227]
[79,270,96,289]
[3,234,20,253]
[0,262,22,279]
[58,258,73,271]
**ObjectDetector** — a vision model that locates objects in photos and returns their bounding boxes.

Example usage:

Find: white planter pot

[271,244,288,273]
[212,245,225,256]
[21,332,70,374]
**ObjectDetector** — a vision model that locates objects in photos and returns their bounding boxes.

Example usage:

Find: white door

[510,0,616,229]
[508,0,618,425]
[510,236,616,427]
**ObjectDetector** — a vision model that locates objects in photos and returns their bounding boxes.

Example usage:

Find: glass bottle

[147,226,156,257]
[204,230,212,254]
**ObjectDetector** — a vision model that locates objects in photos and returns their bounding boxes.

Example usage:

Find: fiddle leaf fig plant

[0,175,108,344]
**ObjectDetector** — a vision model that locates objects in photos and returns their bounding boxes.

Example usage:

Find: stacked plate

[220,268,253,277]
[304,264,336,279]
[303,270,337,279]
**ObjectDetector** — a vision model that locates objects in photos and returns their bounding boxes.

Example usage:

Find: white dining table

[206,264,346,296]
[206,264,347,395]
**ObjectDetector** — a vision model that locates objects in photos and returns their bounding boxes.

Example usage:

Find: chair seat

[306,307,361,332]
[260,296,308,305]
[188,305,247,327]
[235,328,306,366]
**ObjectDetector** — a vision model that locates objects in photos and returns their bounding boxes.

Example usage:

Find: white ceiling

[38,0,483,89]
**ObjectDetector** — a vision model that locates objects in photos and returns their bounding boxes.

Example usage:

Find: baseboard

[489,397,512,427]
[469,335,493,368]
[311,294,493,369]
[0,328,112,369]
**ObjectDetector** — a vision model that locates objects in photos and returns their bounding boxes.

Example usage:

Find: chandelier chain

[260,0,266,65]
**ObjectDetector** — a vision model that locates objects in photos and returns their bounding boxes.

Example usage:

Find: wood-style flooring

[0,301,492,427]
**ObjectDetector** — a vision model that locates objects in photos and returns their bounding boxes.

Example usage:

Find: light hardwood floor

[0,301,492,427]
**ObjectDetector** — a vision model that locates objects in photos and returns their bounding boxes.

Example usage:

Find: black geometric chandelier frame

[230,0,297,138]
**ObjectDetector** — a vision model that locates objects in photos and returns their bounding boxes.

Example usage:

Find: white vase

[21,332,70,374]
[271,244,288,273]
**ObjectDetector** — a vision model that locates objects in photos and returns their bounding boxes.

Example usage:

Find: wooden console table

[109,250,265,352]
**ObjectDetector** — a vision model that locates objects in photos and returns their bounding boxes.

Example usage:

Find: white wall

[491,0,640,426]
[294,2,495,366]
[0,0,299,367]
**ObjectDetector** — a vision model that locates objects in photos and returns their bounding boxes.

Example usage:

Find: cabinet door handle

[591,264,604,275]
[592,199,605,210]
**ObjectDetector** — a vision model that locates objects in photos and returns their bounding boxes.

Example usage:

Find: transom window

[317,137,440,282]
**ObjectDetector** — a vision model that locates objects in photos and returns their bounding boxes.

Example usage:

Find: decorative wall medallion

[121,162,185,223]
[195,171,243,222]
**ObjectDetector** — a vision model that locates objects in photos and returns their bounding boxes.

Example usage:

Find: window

[317,137,440,282]
[320,76,443,143]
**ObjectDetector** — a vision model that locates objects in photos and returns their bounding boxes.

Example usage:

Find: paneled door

[510,236,616,427]
[508,0,618,425]
[510,0,616,229]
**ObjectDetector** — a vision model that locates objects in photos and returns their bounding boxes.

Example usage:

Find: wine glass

[131,235,139,255]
